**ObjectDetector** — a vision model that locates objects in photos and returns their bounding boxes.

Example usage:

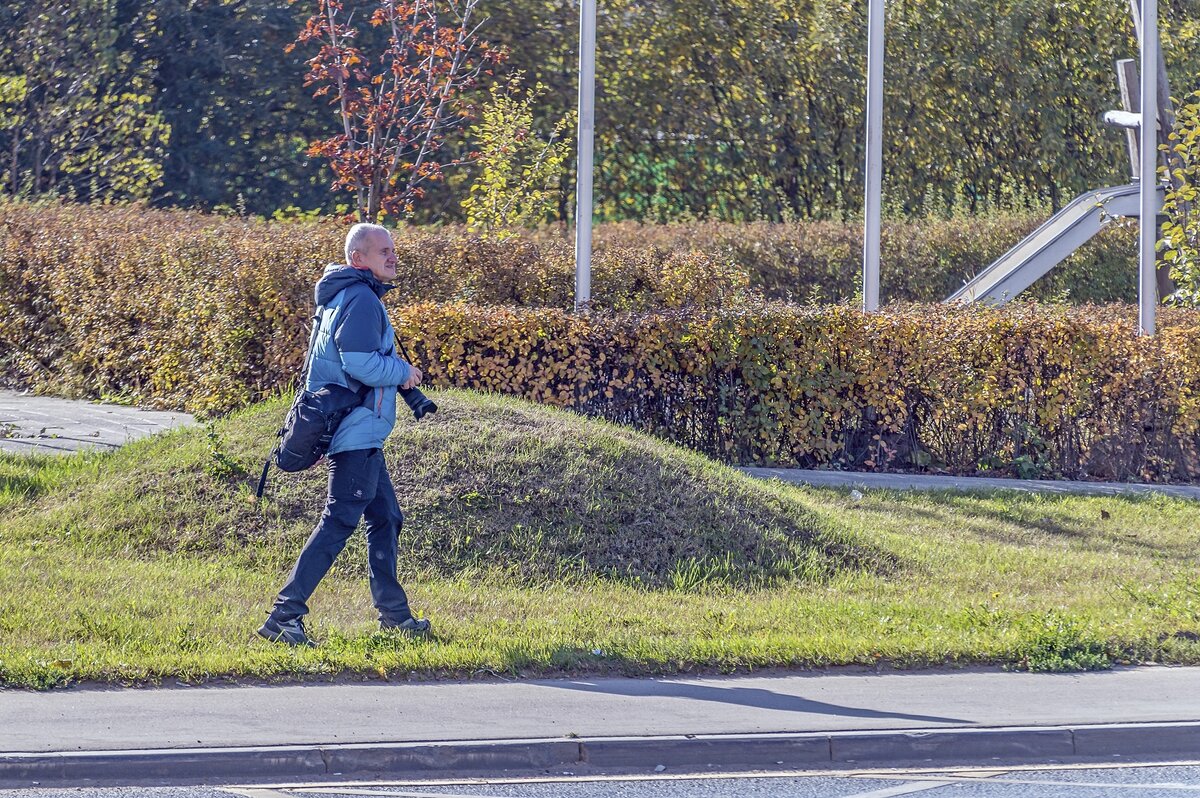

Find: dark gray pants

[272,447,412,624]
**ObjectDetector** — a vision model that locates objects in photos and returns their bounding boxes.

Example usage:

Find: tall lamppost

[862,0,884,313]
[1138,0,1159,336]
[575,0,597,312]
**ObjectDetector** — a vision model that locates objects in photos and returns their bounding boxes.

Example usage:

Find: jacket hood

[314,264,394,306]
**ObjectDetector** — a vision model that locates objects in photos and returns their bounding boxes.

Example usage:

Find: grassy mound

[3,390,885,588]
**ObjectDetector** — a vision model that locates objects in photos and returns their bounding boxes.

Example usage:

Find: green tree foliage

[0,2,168,201]
[0,0,337,215]
[1164,89,1200,305]
[2,0,1197,222]
[461,75,574,235]
[138,0,332,215]
[492,0,1200,222]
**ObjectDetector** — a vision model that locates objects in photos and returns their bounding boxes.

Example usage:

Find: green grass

[1,389,1199,689]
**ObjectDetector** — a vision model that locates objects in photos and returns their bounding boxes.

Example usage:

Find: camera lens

[400,387,438,420]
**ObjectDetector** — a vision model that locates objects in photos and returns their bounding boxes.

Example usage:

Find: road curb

[5,722,1200,787]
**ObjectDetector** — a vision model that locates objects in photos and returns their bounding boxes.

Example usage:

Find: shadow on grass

[0,471,45,500]
[0,454,75,505]
[822,489,1191,559]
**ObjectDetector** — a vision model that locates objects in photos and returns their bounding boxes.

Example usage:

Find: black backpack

[256,308,368,498]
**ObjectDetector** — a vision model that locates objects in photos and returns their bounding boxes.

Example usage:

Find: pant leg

[363,459,412,623]
[272,448,382,620]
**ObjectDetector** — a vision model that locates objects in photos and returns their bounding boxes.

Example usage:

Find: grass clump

[1011,611,1111,672]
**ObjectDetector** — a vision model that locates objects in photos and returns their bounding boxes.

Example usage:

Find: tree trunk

[8,135,17,195]
[32,138,44,195]
[367,180,382,223]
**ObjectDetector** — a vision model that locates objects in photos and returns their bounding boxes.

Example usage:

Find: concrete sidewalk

[3,667,1200,785]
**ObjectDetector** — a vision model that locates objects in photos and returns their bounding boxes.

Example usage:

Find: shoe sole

[256,625,315,647]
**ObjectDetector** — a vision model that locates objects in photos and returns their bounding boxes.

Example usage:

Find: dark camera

[400,386,437,420]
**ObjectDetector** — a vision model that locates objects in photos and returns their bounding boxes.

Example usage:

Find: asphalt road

[7,764,1200,798]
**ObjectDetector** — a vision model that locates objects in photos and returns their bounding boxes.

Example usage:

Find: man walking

[258,223,430,647]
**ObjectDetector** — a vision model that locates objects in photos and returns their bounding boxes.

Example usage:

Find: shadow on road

[542,678,968,725]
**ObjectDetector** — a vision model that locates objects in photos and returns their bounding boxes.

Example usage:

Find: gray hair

[344,223,391,266]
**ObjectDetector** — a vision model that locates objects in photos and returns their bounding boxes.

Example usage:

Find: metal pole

[574,0,596,312]
[862,0,884,313]
[1138,0,1158,336]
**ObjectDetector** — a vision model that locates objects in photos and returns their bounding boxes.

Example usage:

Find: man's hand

[401,365,423,391]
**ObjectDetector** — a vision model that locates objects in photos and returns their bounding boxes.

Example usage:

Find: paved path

[741,467,1200,500]
[2,667,1199,785]
[0,390,194,454]
[3,667,1198,753]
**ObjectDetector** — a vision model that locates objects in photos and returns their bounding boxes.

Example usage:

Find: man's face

[352,231,398,283]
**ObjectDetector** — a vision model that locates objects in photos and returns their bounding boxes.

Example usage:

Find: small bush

[1012,611,1111,672]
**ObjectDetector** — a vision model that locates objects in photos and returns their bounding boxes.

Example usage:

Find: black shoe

[380,616,432,637]
[257,614,315,647]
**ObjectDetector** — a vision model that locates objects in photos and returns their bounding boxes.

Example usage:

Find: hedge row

[395,303,1200,482]
[1,200,1138,316]
[5,201,1193,481]
[0,203,316,413]
[522,218,1140,305]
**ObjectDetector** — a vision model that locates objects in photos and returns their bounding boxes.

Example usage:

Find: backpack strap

[296,306,324,392]
[255,458,272,500]
[257,306,325,501]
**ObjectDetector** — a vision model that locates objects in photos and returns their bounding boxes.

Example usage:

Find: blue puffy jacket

[304,264,413,455]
